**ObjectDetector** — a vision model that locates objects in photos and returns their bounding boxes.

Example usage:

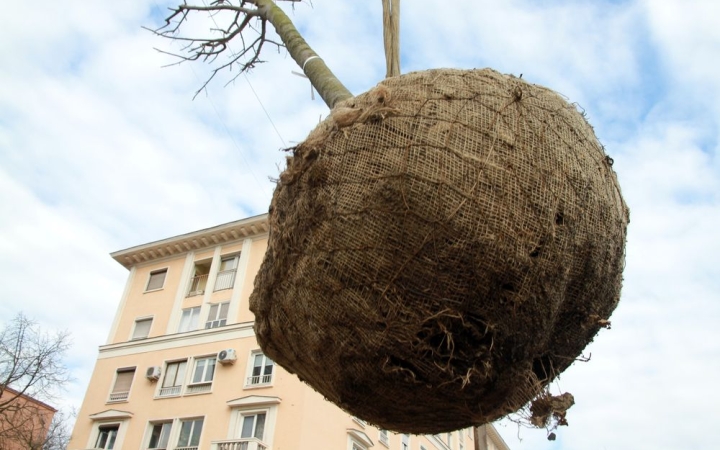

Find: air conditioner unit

[217,349,237,365]
[146,366,162,381]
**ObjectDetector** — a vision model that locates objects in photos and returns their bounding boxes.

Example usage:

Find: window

[240,412,266,440]
[178,307,201,332]
[402,434,409,450]
[109,368,135,402]
[421,446,428,450]
[95,425,119,449]
[132,318,152,340]
[214,255,238,291]
[247,353,274,386]
[351,439,368,450]
[148,422,172,449]
[146,269,167,291]
[186,356,215,394]
[379,429,389,446]
[159,360,186,397]
[177,418,203,449]
[187,261,210,297]
[447,432,453,449]
[205,302,229,329]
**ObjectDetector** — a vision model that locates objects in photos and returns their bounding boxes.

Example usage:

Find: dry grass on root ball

[250,68,629,434]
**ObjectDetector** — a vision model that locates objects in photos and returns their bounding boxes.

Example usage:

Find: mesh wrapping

[250,68,629,434]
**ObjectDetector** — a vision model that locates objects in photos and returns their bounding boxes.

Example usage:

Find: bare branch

[0,313,72,450]
[147,0,352,107]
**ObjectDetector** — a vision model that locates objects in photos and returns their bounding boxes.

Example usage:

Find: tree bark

[257,0,353,108]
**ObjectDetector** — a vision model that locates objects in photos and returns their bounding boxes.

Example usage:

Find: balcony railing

[158,386,181,397]
[176,447,199,450]
[187,273,209,297]
[186,382,212,394]
[214,269,237,291]
[246,374,272,386]
[108,391,129,402]
[212,438,268,450]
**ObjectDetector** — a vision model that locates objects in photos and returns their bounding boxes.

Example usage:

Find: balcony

[213,438,268,450]
[187,273,208,297]
[176,447,199,450]
[107,391,129,402]
[214,269,237,291]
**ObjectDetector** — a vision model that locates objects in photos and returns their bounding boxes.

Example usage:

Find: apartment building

[0,386,58,450]
[68,215,510,450]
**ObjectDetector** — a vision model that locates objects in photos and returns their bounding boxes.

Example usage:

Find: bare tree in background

[148,0,353,107]
[0,314,72,450]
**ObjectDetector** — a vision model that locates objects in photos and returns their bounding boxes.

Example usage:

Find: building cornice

[0,386,58,413]
[98,322,256,359]
[110,214,269,269]
[486,424,511,450]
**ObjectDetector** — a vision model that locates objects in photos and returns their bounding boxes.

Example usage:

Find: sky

[0,0,719,448]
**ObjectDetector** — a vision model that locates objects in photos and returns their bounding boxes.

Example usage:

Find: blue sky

[1,0,719,448]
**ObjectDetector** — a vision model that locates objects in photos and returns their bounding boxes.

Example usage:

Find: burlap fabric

[250,68,629,434]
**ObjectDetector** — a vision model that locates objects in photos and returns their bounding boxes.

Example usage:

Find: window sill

[106,399,129,404]
[155,393,181,400]
[243,382,274,390]
[182,390,213,397]
[143,288,164,294]
[184,384,213,396]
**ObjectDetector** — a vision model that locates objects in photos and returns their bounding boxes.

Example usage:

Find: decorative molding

[347,429,374,448]
[226,395,282,407]
[111,214,269,268]
[88,409,133,420]
[97,322,256,359]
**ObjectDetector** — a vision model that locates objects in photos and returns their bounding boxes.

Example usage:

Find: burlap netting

[250,68,629,434]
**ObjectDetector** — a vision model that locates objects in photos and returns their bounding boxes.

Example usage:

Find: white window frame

[214,254,239,291]
[108,367,135,403]
[228,405,278,450]
[205,301,230,329]
[402,434,410,450]
[94,423,119,449]
[131,316,153,340]
[178,306,201,333]
[145,268,168,292]
[146,421,173,450]
[87,421,127,450]
[158,359,187,398]
[379,429,389,447]
[245,351,274,388]
[186,355,216,394]
[238,411,267,440]
[349,437,369,450]
[176,417,204,450]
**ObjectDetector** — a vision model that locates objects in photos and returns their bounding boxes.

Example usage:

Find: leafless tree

[148,0,353,107]
[0,314,72,450]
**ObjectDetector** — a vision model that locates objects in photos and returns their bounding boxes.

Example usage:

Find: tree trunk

[257,0,353,108]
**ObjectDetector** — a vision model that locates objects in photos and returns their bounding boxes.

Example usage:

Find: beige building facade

[69,215,510,450]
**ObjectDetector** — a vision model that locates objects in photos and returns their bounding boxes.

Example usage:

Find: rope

[382,0,401,78]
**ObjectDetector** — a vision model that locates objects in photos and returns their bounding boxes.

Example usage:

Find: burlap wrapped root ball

[250,68,629,434]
